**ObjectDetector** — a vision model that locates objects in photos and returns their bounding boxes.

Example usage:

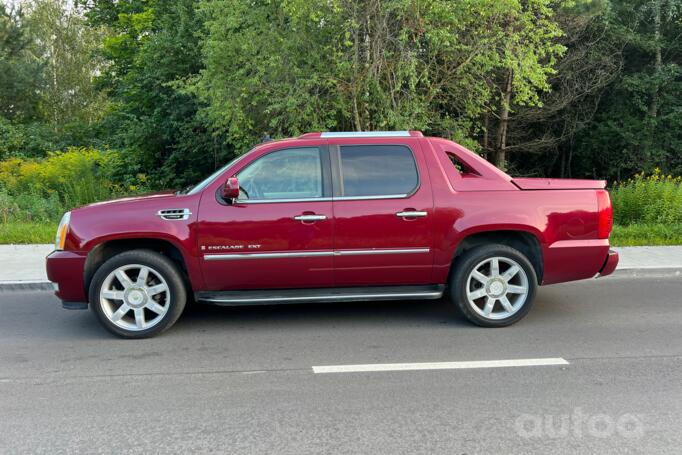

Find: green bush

[611,169,682,225]
[0,147,148,225]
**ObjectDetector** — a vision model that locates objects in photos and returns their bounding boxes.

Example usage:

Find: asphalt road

[1,275,681,454]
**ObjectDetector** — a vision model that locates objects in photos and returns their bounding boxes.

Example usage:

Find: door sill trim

[196,285,444,306]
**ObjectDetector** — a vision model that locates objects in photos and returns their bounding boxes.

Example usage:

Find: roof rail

[299,131,423,139]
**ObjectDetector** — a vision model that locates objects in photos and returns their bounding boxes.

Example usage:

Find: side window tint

[339,145,419,197]
[237,148,322,200]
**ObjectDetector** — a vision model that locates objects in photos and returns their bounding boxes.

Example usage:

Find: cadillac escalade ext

[46,131,618,338]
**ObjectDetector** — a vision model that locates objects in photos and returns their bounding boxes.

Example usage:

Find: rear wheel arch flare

[450,230,543,284]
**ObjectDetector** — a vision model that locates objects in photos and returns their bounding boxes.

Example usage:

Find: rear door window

[338,145,419,197]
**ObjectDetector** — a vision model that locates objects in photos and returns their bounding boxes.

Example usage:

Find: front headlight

[55,211,71,251]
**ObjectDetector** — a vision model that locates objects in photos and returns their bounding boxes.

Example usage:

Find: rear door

[331,140,434,286]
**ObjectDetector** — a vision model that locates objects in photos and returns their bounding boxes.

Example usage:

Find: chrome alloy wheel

[99,264,171,331]
[465,256,529,320]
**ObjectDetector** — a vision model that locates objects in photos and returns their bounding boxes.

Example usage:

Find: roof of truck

[299,131,424,139]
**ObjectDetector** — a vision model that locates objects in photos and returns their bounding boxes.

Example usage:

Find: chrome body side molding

[204,251,335,261]
[203,247,431,261]
[334,248,430,256]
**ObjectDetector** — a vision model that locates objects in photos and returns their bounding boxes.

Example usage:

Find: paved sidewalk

[0,244,53,285]
[0,244,681,289]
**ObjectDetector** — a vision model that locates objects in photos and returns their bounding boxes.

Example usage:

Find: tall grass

[610,169,682,225]
[0,147,147,226]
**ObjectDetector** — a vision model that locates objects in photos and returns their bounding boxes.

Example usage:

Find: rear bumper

[598,249,619,277]
[542,239,611,285]
[46,250,88,303]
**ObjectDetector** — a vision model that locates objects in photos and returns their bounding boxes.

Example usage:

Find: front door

[198,145,334,290]
[331,141,434,286]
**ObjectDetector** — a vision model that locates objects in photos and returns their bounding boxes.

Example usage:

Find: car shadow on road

[173,283,581,332]
[175,297,470,332]
[3,287,577,340]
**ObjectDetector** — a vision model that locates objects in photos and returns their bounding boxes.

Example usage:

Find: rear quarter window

[339,145,419,197]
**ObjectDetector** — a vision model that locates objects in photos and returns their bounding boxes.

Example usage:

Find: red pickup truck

[46,131,618,338]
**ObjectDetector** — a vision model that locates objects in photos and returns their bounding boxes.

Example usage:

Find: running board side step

[196,285,445,306]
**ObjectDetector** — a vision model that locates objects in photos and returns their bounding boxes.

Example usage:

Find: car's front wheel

[89,249,187,338]
[450,244,537,327]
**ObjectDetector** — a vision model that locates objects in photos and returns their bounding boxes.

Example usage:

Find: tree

[26,0,110,130]
[0,3,42,122]
[504,1,624,177]
[479,0,565,171]
[192,0,564,154]
[85,0,228,188]
[572,0,682,180]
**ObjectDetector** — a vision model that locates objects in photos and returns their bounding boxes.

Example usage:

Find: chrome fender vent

[157,208,192,220]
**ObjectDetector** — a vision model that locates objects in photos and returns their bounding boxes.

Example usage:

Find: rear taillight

[597,190,613,239]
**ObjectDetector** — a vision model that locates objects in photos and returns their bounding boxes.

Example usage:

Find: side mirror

[222,177,240,200]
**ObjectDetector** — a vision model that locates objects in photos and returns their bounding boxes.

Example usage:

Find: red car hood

[511,178,606,190]
[79,190,178,209]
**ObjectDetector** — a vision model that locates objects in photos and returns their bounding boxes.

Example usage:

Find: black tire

[449,244,537,327]
[89,249,187,338]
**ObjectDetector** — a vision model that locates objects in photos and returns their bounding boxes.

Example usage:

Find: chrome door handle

[396,211,427,218]
[294,214,327,221]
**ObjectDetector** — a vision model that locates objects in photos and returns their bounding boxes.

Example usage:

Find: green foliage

[611,223,682,246]
[570,0,682,180]
[2,0,682,202]
[192,0,564,150]
[26,0,111,128]
[0,4,43,122]
[0,220,55,244]
[0,147,148,223]
[87,0,229,189]
[611,169,682,225]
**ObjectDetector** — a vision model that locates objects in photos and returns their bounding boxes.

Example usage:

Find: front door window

[238,147,323,200]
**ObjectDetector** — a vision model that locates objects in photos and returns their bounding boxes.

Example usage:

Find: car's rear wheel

[89,250,187,338]
[450,244,537,327]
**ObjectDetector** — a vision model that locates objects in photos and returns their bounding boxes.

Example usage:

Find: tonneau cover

[511,178,606,190]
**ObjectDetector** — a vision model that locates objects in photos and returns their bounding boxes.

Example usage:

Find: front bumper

[598,249,619,277]
[46,250,88,303]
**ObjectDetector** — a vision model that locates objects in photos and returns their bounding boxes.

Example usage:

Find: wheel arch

[84,237,192,299]
[450,229,544,284]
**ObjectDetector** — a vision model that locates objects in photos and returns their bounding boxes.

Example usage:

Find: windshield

[183,152,252,195]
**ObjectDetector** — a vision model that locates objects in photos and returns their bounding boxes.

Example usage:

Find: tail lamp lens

[597,190,613,239]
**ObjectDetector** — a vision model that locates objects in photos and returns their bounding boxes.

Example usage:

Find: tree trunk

[353,96,362,131]
[559,149,566,178]
[567,146,573,178]
[351,2,362,131]
[482,112,490,160]
[649,0,662,118]
[495,69,513,171]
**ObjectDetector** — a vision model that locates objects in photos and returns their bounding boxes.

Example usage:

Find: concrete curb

[0,281,54,291]
[1,267,680,292]
[607,267,682,279]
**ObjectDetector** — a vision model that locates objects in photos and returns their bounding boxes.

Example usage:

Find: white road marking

[312,357,569,374]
